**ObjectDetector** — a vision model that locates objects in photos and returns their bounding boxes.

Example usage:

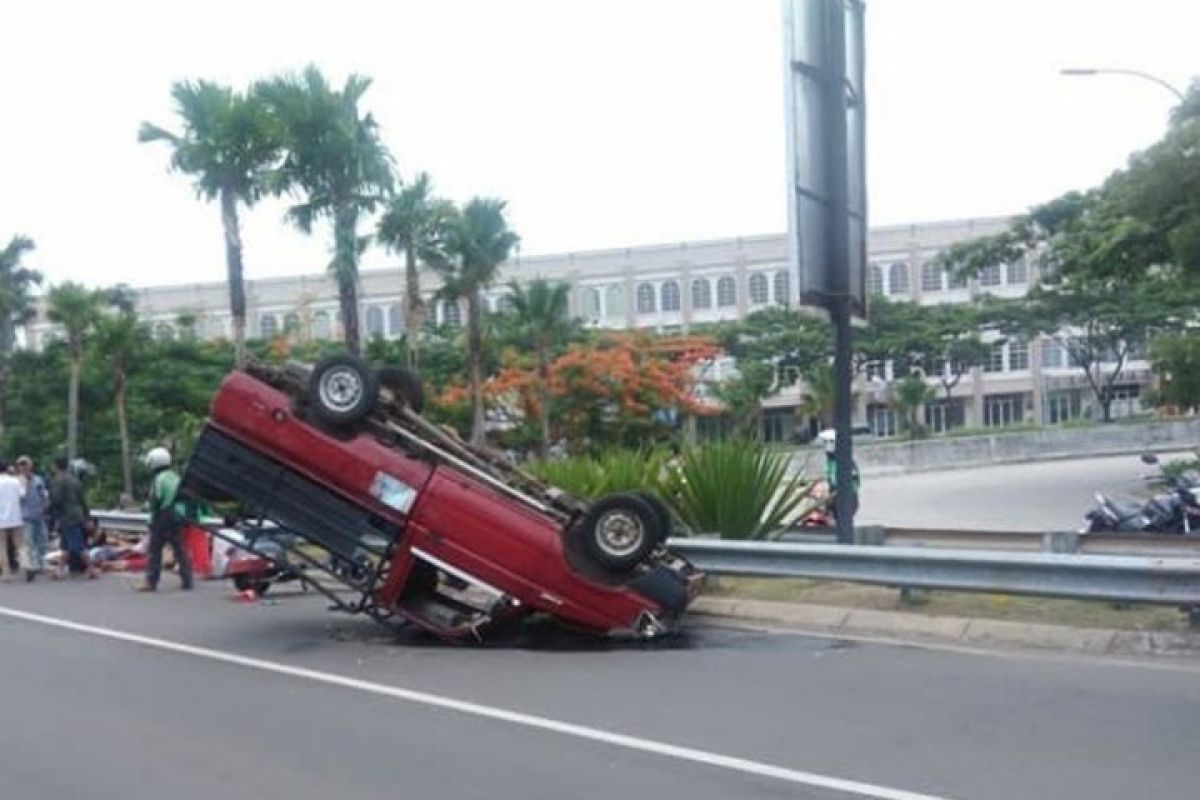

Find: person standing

[16,456,49,581]
[0,460,28,580]
[138,447,193,592]
[49,456,88,575]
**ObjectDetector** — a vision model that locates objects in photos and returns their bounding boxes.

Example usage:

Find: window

[582,287,602,319]
[864,361,886,382]
[867,404,898,438]
[283,312,300,334]
[984,342,1005,373]
[1006,260,1028,285]
[605,285,625,317]
[259,314,278,338]
[692,278,712,309]
[984,393,1027,427]
[388,304,403,336]
[659,281,680,312]
[748,273,769,305]
[442,299,461,327]
[366,306,384,337]
[773,270,790,305]
[1126,338,1147,361]
[496,294,515,314]
[636,283,656,314]
[312,311,331,340]
[925,399,965,434]
[888,262,909,295]
[980,264,1002,287]
[1008,340,1029,371]
[154,322,175,341]
[1041,340,1065,369]
[946,267,967,290]
[867,264,885,295]
[1046,390,1082,424]
[717,276,737,307]
[920,262,943,292]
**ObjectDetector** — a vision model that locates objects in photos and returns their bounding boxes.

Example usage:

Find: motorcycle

[1081,454,1200,534]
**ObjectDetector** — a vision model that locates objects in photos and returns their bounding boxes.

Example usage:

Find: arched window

[773,270,791,305]
[387,304,403,336]
[888,262,909,295]
[154,322,175,341]
[605,285,625,318]
[259,314,278,339]
[920,262,943,292]
[582,287,602,319]
[660,281,681,312]
[283,312,300,334]
[748,273,769,305]
[312,311,331,340]
[366,306,384,337]
[692,278,712,309]
[867,264,884,295]
[442,299,462,327]
[636,282,656,314]
[717,276,736,307]
[495,293,515,314]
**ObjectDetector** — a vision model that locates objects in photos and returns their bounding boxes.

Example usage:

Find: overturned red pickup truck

[181,357,703,641]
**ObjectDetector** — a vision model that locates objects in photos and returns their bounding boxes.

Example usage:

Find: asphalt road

[1,577,1198,800]
[858,452,1195,531]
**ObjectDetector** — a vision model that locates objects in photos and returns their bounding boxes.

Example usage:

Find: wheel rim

[319,367,363,412]
[594,509,646,558]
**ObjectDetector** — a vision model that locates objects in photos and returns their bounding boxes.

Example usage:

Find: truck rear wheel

[377,366,426,414]
[633,491,673,539]
[576,493,665,573]
[310,355,379,427]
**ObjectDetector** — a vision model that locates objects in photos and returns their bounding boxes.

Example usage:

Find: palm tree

[377,172,456,370]
[92,305,150,499]
[799,362,837,429]
[139,81,281,368]
[0,235,42,434]
[893,371,936,438]
[507,279,570,455]
[433,198,520,445]
[257,66,394,356]
[47,283,104,461]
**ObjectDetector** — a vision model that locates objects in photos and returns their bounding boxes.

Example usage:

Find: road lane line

[0,605,955,800]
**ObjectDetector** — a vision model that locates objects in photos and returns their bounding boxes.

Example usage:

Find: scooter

[1081,454,1200,534]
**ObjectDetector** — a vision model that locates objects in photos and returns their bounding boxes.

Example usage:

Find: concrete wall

[791,419,1200,477]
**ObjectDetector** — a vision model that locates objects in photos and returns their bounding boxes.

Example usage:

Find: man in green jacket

[138,447,193,592]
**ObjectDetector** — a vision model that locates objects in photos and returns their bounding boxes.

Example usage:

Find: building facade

[25,216,1154,439]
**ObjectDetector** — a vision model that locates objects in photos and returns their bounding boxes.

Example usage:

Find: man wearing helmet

[138,447,193,592]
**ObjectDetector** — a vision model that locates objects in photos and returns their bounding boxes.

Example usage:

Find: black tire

[634,491,673,540]
[310,354,379,427]
[575,493,665,574]
[232,572,270,596]
[377,366,426,414]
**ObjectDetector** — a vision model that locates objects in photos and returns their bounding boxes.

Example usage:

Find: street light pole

[1060,67,1186,103]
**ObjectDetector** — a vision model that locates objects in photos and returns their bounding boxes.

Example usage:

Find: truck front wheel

[576,493,665,573]
[310,354,379,427]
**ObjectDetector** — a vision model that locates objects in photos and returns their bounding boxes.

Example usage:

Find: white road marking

[0,604,954,800]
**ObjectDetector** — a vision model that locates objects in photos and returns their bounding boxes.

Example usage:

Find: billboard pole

[784,0,865,543]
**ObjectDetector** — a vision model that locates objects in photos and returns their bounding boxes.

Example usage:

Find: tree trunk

[220,188,248,368]
[114,370,133,500]
[0,315,13,436]
[467,291,486,446]
[334,205,362,355]
[405,245,422,371]
[537,341,551,457]
[67,348,81,461]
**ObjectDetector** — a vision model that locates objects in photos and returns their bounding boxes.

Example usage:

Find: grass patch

[706,577,1189,632]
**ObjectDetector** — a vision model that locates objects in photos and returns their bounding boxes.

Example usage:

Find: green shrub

[528,449,667,500]
[665,438,812,540]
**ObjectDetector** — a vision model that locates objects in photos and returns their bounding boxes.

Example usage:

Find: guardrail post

[1044,531,1081,554]
[853,526,887,546]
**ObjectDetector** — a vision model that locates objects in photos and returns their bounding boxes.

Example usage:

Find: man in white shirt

[0,460,28,581]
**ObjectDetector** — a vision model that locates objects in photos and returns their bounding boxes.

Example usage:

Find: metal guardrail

[93,510,1200,606]
[668,539,1200,606]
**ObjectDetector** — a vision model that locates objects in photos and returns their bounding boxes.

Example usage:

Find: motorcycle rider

[137,447,193,592]
[820,429,860,520]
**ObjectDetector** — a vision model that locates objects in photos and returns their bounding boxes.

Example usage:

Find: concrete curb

[691,596,1200,658]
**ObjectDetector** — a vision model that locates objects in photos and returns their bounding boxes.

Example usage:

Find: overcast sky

[2,0,1197,288]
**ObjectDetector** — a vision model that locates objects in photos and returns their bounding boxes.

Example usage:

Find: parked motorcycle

[1081,454,1200,534]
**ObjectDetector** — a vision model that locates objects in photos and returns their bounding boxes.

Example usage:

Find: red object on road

[181,361,702,641]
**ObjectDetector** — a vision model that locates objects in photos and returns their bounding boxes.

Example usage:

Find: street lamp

[1060,67,1186,103]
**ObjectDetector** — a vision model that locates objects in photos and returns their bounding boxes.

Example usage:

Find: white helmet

[144,447,172,471]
